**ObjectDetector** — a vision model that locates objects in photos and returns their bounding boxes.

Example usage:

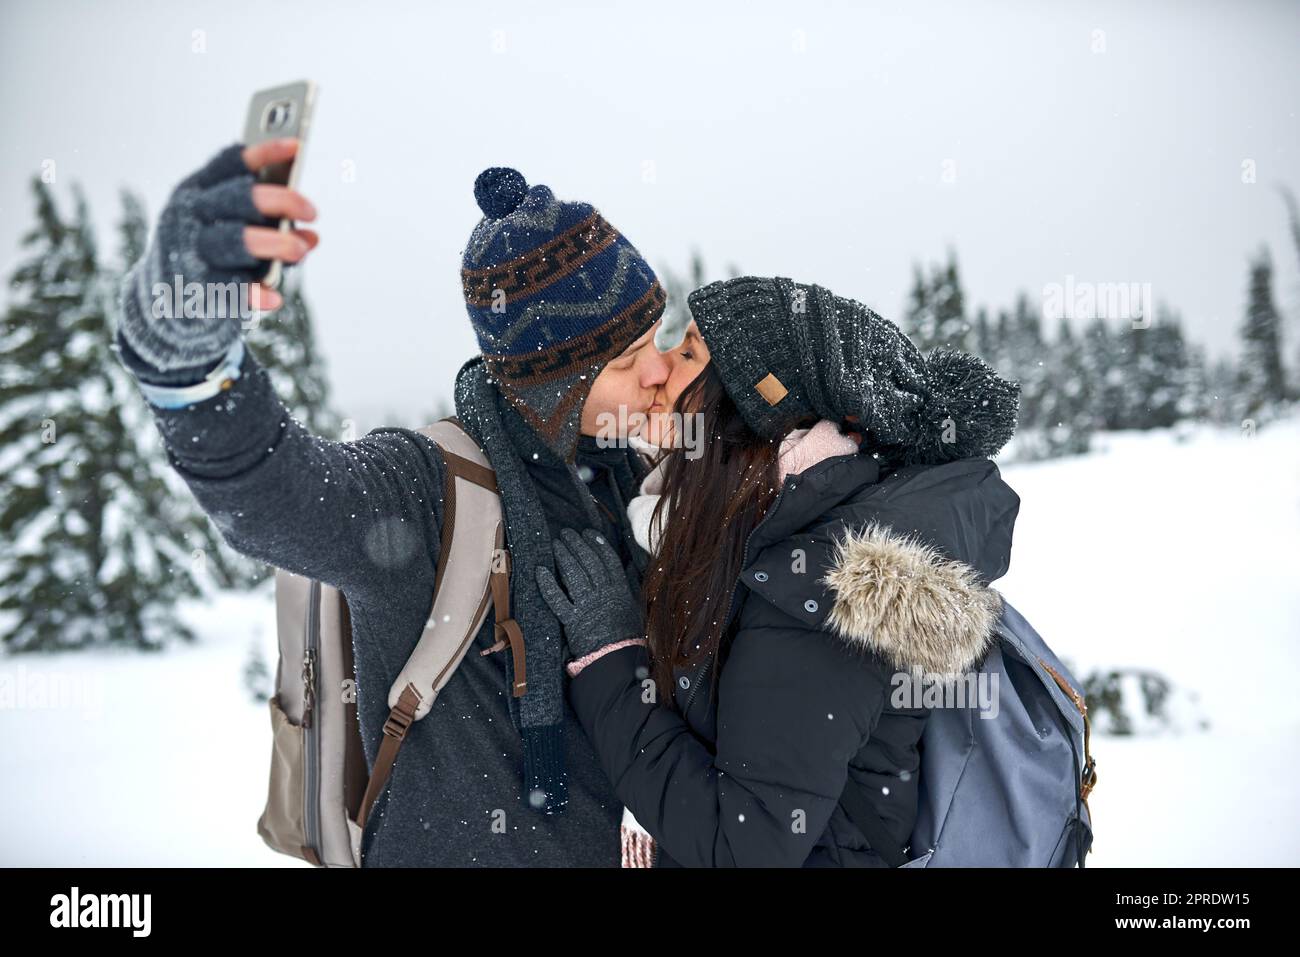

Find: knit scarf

[453,357,647,814]
[452,359,589,811]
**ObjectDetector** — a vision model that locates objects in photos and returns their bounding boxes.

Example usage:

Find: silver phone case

[243,80,317,290]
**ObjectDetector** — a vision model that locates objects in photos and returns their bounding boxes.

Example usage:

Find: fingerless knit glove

[115,143,273,375]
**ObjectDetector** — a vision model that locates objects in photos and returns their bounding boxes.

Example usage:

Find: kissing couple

[114,142,1020,867]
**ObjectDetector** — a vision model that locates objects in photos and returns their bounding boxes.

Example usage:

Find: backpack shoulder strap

[357,417,523,832]
[424,417,497,494]
[421,418,526,698]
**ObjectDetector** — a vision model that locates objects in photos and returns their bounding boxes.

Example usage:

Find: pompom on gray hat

[685,276,1019,467]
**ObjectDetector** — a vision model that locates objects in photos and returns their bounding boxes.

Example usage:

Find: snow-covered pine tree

[657,263,689,347]
[989,292,1075,459]
[113,189,263,593]
[1179,339,1212,426]
[1006,292,1048,432]
[1204,355,1242,425]
[688,249,707,290]
[1162,317,1194,424]
[1113,324,1147,429]
[1081,319,1127,430]
[1,181,225,651]
[657,248,720,372]
[930,253,971,353]
[1109,322,1141,429]
[1140,308,1193,429]
[992,308,1013,373]
[972,306,994,362]
[901,265,934,350]
[902,252,971,353]
[1281,187,1300,399]
[1036,318,1094,456]
[244,275,341,439]
[1237,248,1288,417]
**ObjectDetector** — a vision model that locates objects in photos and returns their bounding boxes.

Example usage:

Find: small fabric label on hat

[754,372,788,407]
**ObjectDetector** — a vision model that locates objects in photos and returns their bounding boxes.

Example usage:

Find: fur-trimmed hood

[822,522,1003,674]
[739,453,1019,676]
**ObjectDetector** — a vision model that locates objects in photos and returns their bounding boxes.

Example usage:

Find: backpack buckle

[382,685,420,739]
[484,618,528,697]
[1080,755,1098,800]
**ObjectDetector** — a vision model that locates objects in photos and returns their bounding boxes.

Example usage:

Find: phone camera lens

[263,100,295,133]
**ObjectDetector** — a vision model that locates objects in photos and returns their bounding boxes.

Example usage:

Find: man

[113,138,679,866]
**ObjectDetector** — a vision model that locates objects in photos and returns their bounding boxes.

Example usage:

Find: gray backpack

[256,420,516,867]
[841,598,1098,867]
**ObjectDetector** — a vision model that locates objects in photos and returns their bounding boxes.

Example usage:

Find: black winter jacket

[569,450,1020,867]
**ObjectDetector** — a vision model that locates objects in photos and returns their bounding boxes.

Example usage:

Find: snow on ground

[1,415,1297,866]
[0,587,297,867]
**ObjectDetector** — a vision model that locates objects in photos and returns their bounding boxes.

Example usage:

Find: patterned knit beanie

[686,276,1020,467]
[461,168,666,459]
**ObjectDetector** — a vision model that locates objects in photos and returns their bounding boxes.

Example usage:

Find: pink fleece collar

[777,420,860,481]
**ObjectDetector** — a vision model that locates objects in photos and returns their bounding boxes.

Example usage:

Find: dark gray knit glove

[116,143,273,373]
[536,528,643,660]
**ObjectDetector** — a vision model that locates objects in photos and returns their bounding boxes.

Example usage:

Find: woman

[536,276,1022,867]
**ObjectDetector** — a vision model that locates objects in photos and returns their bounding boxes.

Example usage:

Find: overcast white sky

[3,0,1298,427]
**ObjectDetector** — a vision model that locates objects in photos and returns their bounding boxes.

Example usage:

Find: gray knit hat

[686,276,1019,467]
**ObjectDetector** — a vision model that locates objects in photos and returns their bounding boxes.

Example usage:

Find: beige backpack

[255,419,525,867]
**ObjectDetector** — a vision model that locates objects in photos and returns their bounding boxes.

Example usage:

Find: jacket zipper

[303,580,322,858]
[681,655,713,716]
[666,478,796,866]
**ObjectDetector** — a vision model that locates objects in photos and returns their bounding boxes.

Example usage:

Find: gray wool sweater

[114,330,631,867]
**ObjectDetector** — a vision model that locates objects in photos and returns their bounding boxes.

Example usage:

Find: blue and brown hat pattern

[462,168,666,459]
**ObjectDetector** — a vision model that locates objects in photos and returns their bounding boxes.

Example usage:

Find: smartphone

[243,80,317,289]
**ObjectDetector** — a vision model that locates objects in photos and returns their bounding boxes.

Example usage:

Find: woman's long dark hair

[641,365,783,704]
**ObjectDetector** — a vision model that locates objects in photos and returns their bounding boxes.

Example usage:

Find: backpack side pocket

[257,694,313,863]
